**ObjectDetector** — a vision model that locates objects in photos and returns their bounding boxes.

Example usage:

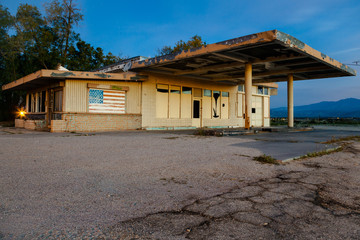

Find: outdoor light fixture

[16,108,26,119]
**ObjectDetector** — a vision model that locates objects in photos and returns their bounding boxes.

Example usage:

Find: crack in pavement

[98,144,360,240]
[5,142,360,239]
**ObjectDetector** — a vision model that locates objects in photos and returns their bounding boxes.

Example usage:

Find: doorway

[193,99,202,128]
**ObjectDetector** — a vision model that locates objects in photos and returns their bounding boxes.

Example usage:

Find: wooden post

[287,74,294,128]
[245,63,252,129]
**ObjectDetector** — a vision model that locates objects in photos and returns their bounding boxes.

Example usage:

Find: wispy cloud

[332,47,360,55]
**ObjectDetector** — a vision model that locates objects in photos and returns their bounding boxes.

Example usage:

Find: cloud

[332,47,360,55]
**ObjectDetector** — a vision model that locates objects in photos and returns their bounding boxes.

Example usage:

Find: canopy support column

[287,74,294,128]
[245,63,252,129]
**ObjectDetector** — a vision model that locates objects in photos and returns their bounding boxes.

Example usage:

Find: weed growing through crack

[322,136,360,144]
[253,154,280,165]
[300,146,343,159]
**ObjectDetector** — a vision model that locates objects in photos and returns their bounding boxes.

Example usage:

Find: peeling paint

[321,53,327,59]
[111,86,126,90]
[94,73,111,78]
[217,34,259,46]
[276,31,305,49]
[50,72,76,77]
[341,64,357,75]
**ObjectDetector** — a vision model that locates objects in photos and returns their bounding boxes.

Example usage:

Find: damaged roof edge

[275,30,356,76]
[2,69,145,91]
[131,30,278,68]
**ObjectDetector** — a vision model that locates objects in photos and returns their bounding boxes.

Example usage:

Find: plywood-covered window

[237,93,244,118]
[169,85,180,118]
[156,84,169,118]
[203,89,211,119]
[221,92,229,119]
[88,88,126,114]
[212,91,221,118]
[181,87,192,119]
[54,90,63,112]
[264,97,270,118]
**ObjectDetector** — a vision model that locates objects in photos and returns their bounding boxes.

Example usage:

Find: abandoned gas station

[2,30,356,132]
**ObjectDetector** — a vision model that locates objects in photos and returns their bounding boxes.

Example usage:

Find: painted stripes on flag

[89,89,126,113]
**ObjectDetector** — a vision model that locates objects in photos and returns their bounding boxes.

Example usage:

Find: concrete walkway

[230,126,360,160]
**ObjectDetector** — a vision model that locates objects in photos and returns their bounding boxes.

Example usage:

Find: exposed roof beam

[212,52,247,62]
[213,66,330,82]
[174,61,245,76]
[251,55,307,64]
[252,66,330,77]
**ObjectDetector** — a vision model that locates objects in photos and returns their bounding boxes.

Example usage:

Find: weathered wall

[141,73,244,129]
[64,80,141,114]
[50,113,141,132]
[23,120,47,130]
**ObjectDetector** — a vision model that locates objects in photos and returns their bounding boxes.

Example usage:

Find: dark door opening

[193,100,200,118]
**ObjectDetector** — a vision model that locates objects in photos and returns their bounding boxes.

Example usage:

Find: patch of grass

[322,136,360,144]
[194,129,223,137]
[299,146,343,159]
[253,154,280,165]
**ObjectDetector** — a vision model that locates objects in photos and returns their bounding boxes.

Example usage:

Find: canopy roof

[127,30,356,84]
[2,70,146,91]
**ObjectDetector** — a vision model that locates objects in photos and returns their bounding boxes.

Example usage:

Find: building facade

[3,30,355,132]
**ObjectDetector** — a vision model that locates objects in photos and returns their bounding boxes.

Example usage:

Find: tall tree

[45,0,83,66]
[157,35,206,56]
[0,2,122,121]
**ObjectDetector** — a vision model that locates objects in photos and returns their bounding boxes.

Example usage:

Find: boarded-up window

[37,93,41,112]
[212,91,221,118]
[54,90,63,112]
[88,89,125,113]
[221,92,229,119]
[169,86,180,118]
[264,97,270,117]
[193,88,202,97]
[181,87,191,118]
[156,84,168,118]
[237,93,244,118]
[31,93,36,112]
[203,90,211,119]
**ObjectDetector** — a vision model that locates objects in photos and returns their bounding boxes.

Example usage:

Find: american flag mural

[88,89,126,113]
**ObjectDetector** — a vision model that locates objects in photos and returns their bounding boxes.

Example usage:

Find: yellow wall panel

[202,97,211,119]
[181,93,191,119]
[65,80,141,114]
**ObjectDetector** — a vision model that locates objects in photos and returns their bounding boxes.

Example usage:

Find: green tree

[45,0,83,66]
[0,1,122,121]
[156,35,206,56]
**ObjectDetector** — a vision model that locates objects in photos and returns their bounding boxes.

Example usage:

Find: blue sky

[2,0,360,107]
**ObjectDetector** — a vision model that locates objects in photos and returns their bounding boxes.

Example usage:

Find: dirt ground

[0,127,360,239]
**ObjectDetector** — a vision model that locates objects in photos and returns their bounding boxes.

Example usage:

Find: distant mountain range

[271,98,360,118]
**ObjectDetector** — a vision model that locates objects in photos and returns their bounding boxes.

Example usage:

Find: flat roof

[126,30,356,84]
[2,70,147,91]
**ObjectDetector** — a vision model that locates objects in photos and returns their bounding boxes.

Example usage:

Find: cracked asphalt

[0,126,360,239]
